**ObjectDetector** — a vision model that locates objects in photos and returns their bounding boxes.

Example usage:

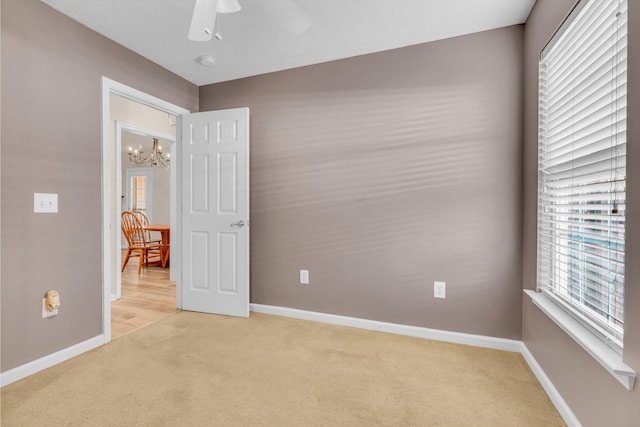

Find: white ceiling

[41,0,536,86]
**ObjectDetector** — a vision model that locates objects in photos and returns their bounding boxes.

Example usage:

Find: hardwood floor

[111,251,177,339]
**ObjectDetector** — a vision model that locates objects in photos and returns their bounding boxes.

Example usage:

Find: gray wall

[522,1,640,425]
[0,0,198,371]
[200,26,524,339]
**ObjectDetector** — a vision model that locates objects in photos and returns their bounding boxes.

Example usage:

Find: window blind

[537,0,627,351]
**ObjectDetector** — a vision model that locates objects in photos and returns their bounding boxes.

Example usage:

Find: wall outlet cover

[42,298,58,318]
[300,269,310,285]
[434,281,446,299]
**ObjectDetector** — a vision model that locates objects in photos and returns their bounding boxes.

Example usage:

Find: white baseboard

[250,304,522,352]
[519,343,582,427]
[250,303,581,427]
[0,335,104,387]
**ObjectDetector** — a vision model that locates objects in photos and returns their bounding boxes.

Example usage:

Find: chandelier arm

[127,138,170,168]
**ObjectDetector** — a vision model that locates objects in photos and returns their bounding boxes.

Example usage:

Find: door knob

[230,220,245,228]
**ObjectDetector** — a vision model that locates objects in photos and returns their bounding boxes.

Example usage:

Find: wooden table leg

[161,230,170,269]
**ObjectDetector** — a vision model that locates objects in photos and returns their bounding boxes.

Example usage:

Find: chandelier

[127,138,170,168]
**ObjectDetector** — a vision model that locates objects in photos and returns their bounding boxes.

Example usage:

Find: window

[126,168,153,221]
[131,176,148,212]
[537,0,627,351]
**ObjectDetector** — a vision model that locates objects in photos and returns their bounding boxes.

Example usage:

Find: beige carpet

[1,311,565,426]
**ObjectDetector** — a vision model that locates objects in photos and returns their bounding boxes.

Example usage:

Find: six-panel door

[181,108,249,317]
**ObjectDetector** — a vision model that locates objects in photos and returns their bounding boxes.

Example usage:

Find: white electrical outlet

[42,298,58,318]
[300,269,309,285]
[434,281,446,299]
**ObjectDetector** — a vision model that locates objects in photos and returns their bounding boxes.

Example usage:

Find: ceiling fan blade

[188,0,217,41]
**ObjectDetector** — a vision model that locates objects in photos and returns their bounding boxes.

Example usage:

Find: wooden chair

[121,211,163,274]
[132,210,161,245]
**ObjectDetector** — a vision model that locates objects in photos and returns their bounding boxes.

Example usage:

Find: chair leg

[121,248,132,272]
[137,249,144,274]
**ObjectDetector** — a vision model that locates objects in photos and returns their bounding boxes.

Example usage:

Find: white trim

[524,290,636,390]
[103,78,190,116]
[169,141,177,282]
[520,343,583,427]
[101,77,190,344]
[0,335,104,387]
[250,304,522,352]
[250,303,582,427]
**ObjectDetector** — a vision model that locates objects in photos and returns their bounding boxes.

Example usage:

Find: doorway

[111,103,176,339]
[114,123,176,300]
[102,78,251,344]
[101,77,190,343]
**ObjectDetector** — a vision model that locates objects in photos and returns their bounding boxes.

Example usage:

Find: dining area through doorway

[112,213,176,339]
[108,94,178,339]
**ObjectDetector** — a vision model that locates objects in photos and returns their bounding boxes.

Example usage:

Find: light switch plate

[34,193,58,213]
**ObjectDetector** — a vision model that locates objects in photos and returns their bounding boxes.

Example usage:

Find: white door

[181,108,250,317]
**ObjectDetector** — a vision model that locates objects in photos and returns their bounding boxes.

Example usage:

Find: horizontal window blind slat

[542,169,625,189]
[542,136,625,164]
[539,218,626,231]
[538,237,625,262]
[543,179,625,196]
[541,204,626,216]
[538,218,626,234]
[542,119,626,155]
[538,235,625,258]
[542,156,626,181]
[543,144,626,172]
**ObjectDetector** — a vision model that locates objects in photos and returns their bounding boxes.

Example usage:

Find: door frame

[101,77,190,343]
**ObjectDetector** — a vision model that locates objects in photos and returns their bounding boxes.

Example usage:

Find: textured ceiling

[41,0,536,86]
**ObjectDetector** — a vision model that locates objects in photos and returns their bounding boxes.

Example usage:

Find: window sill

[524,289,636,391]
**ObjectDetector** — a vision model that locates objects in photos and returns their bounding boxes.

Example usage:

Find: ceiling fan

[188,0,242,42]
[188,0,311,42]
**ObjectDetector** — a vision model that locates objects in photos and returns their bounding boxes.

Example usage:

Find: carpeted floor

[1,311,565,426]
